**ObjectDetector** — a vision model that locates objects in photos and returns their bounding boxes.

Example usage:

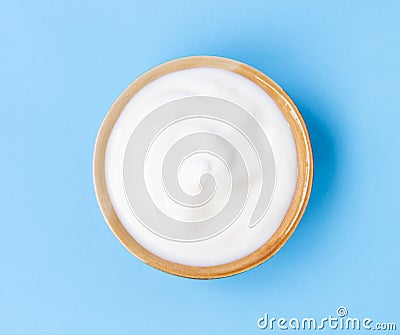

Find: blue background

[1,1,399,333]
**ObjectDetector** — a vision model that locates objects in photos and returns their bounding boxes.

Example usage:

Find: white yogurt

[105,67,297,266]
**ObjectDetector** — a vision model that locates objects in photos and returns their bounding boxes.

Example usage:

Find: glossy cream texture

[105,67,298,266]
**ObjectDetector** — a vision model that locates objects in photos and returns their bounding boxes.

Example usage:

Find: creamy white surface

[105,67,298,266]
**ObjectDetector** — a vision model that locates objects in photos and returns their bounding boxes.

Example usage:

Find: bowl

[93,56,313,279]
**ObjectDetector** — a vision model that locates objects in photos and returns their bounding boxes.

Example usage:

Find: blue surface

[1,1,399,334]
